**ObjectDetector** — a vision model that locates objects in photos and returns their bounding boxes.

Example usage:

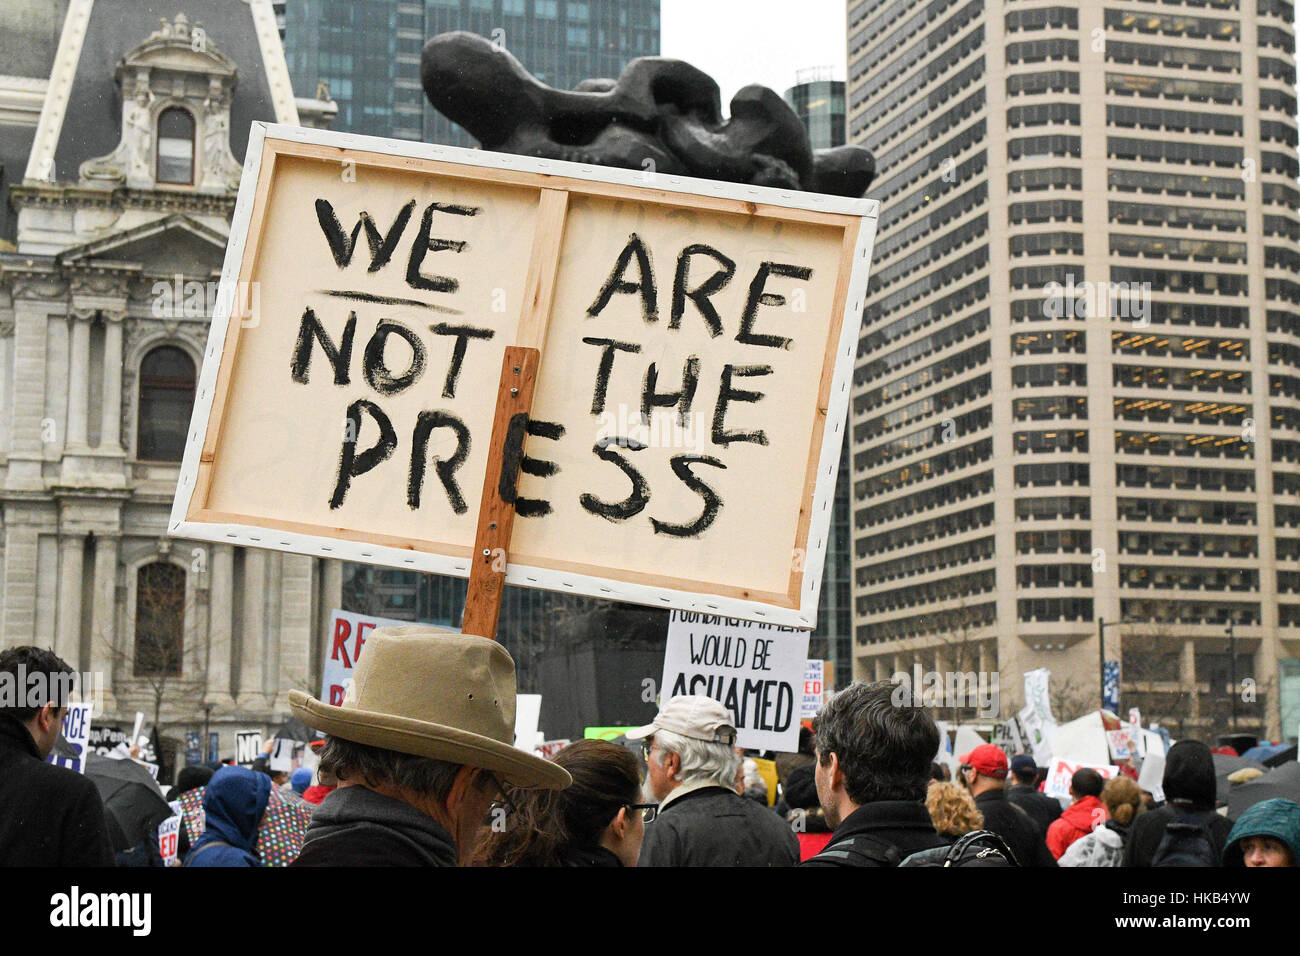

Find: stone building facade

[0,1,338,767]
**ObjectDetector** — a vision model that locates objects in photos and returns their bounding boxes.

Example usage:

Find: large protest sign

[660,609,807,751]
[321,608,410,706]
[170,124,877,629]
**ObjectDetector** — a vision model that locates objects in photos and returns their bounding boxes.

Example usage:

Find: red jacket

[1047,795,1106,859]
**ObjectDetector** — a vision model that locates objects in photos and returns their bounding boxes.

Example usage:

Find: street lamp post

[1226,622,1236,733]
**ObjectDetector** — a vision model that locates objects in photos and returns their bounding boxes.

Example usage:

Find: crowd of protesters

[3,638,1298,868]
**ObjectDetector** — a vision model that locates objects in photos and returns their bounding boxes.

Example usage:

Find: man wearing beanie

[1125,739,1232,866]
[959,744,1057,866]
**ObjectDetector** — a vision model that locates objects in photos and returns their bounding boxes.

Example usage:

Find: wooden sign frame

[170,123,877,629]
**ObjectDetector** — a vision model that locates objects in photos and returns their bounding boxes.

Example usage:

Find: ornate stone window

[156,107,195,184]
[137,346,195,462]
[134,562,186,676]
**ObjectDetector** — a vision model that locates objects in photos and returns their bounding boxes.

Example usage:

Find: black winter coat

[1006,783,1063,836]
[638,785,799,867]
[0,716,114,867]
[974,788,1058,867]
[290,785,458,867]
[801,800,948,867]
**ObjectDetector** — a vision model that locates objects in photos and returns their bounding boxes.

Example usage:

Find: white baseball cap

[626,695,737,745]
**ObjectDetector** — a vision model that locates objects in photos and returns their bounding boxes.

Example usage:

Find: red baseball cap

[958,744,1009,778]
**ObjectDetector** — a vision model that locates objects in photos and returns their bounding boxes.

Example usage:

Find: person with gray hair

[628,695,799,866]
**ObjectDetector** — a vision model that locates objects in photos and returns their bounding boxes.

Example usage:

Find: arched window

[134,562,186,676]
[156,108,194,184]
[138,346,196,462]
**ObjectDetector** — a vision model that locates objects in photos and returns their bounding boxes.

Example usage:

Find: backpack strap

[812,832,902,867]
[183,839,236,866]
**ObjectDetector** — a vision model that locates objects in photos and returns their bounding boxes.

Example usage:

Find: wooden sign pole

[461,188,569,640]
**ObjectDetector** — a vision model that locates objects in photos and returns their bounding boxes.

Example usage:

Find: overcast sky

[659,0,848,107]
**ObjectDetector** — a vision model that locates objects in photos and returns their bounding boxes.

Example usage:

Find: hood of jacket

[1162,740,1217,808]
[303,785,457,865]
[202,766,271,850]
[1060,794,1105,830]
[1224,798,1300,865]
[1092,824,1124,849]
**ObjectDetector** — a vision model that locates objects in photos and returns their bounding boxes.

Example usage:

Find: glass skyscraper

[283,0,660,145]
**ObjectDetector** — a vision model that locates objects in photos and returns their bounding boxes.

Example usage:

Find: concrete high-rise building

[283,0,660,145]
[786,72,852,687]
[848,0,1300,738]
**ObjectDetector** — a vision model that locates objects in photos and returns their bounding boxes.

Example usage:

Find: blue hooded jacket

[184,766,271,867]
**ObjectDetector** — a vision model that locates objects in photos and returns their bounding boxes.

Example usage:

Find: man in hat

[959,743,1057,867]
[630,695,799,866]
[1006,754,1062,836]
[288,627,571,867]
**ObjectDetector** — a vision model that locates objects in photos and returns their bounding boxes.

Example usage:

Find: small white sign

[661,610,808,752]
[269,738,295,773]
[1043,757,1120,800]
[1106,729,1134,761]
[235,731,263,766]
[46,701,93,774]
[513,694,542,752]
[801,659,824,719]
[534,739,570,760]
[158,814,182,866]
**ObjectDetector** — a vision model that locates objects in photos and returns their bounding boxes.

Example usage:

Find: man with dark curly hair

[801,680,948,867]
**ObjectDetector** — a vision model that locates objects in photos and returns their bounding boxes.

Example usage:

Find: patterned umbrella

[175,784,312,866]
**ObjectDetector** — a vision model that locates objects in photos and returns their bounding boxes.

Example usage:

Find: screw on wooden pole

[460,189,568,640]
[461,347,540,639]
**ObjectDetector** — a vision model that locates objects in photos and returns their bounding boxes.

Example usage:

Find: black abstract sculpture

[421,32,875,198]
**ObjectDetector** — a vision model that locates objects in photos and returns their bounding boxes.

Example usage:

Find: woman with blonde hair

[926,780,984,839]
[1058,774,1144,867]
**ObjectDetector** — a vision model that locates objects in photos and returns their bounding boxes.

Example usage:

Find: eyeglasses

[485,771,517,820]
[627,802,659,824]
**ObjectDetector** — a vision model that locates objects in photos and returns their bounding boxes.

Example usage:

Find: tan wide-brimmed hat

[289,626,570,790]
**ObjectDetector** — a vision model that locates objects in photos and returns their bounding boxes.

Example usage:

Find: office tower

[786,71,852,687]
[848,0,1299,737]
[283,0,660,144]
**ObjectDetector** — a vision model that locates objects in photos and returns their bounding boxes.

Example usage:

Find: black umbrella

[1264,745,1298,768]
[1226,761,1300,820]
[274,717,319,744]
[85,751,165,795]
[1212,753,1265,805]
[85,753,172,851]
